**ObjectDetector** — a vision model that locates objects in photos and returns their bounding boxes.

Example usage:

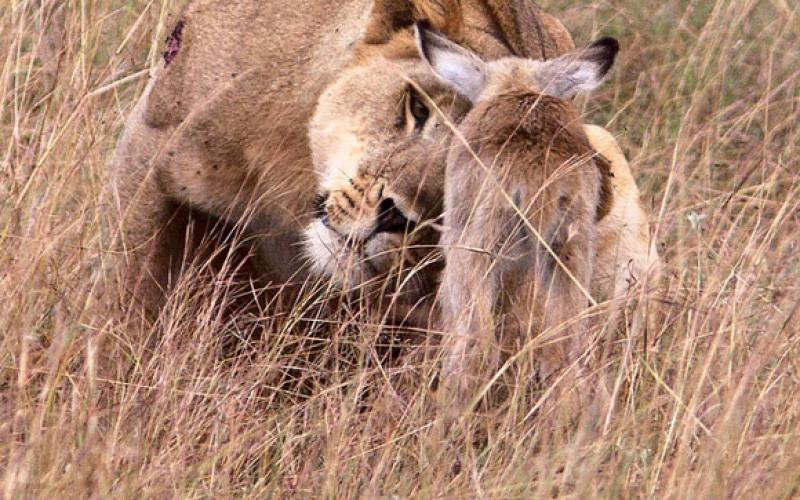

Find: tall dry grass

[1,0,799,497]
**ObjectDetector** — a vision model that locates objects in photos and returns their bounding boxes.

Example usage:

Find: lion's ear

[364,0,463,45]
[485,0,574,59]
[413,0,463,39]
[364,0,415,44]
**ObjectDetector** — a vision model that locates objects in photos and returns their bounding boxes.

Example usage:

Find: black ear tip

[591,37,620,57]
[416,19,434,35]
[589,37,620,73]
[415,20,435,59]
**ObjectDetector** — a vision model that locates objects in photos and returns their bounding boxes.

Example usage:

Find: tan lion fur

[104,0,576,326]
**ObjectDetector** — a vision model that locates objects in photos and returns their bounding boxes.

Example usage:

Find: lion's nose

[375,198,416,235]
[313,191,415,240]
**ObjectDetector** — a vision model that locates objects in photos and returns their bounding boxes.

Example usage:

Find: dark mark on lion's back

[164,19,185,67]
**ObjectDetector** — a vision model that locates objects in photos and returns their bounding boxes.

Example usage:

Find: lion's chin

[302,220,394,291]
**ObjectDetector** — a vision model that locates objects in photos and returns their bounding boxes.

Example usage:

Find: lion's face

[305,55,470,296]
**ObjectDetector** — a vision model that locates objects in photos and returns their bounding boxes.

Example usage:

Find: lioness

[415,24,632,385]
[105,0,575,324]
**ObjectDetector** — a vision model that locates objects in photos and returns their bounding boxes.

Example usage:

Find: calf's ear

[415,20,487,103]
[535,37,619,99]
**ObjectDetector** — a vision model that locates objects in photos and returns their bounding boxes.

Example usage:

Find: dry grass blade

[1,0,799,498]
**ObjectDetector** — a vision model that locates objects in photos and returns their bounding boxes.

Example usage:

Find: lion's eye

[406,87,430,131]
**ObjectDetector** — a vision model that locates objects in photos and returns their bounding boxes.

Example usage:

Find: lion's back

[584,124,661,299]
[144,0,365,130]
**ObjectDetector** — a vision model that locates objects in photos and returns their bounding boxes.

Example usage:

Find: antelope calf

[416,22,657,398]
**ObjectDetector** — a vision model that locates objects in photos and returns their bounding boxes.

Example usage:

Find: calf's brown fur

[103,0,575,328]
[416,25,659,402]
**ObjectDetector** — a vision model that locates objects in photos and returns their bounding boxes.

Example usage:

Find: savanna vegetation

[1,0,798,497]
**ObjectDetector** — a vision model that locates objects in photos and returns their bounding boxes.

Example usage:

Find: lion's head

[303,0,575,299]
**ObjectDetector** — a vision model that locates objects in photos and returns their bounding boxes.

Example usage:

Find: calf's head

[302,0,580,300]
[416,20,618,110]
[416,22,619,225]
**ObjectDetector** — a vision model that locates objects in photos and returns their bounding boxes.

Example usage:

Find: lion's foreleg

[97,85,185,336]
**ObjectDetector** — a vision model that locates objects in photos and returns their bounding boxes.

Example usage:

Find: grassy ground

[1,0,799,497]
